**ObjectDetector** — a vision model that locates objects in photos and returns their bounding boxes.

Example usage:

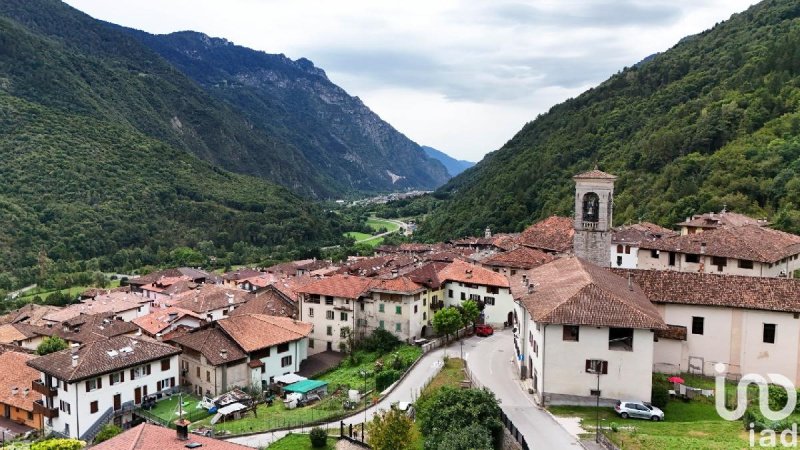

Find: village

[2,169,800,449]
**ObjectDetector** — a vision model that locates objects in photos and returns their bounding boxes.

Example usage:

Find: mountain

[115,29,451,195]
[0,0,343,286]
[417,0,800,241]
[421,146,475,177]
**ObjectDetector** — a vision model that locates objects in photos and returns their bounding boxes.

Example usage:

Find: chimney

[700,242,707,254]
[485,227,492,239]
[10,387,18,396]
[220,349,228,360]
[226,293,234,304]
[70,343,80,354]
[391,269,398,279]
[156,333,163,341]
[175,419,190,441]
[627,273,633,291]
[71,354,79,367]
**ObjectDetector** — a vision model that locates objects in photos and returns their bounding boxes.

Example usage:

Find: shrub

[94,423,122,443]
[610,422,619,432]
[309,427,327,448]
[361,329,401,353]
[651,383,669,408]
[376,369,401,391]
[36,336,69,355]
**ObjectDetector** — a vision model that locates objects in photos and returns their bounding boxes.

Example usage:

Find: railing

[33,400,58,418]
[81,406,113,442]
[32,380,58,397]
[499,410,530,450]
[420,326,471,354]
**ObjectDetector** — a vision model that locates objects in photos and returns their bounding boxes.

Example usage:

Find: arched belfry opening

[582,192,599,224]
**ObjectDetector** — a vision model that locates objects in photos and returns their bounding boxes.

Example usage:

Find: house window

[414,305,418,314]
[609,328,634,351]
[379,304,385,313]
[738,259,754,269]
[131,364,151,380]
[395,306,402,315]
[712,256,727,271]
[110,372,123,385]
[309,339,314,349]
[59,401,71,414]
[460,292,466,300]
[341,312,348,321]
[668,252,676,266]
[686,254,700,263]
[562,325,579,342]
[281,356,292,367]
[326,326,332,336]
[763,324,776,344]
[395,323,402,332]
[278,342,289,353]
[325,296,334,305]
[616,245,623,254]
[326,311,334,320]
[448,290,453,298]
[308,308,314,318]
[161,359,170,371]
[533,340,538,356]
[625,246,631,254]
[650,250,659,258]
[206,371,211,382]
[470,294,481,301]
[423,312,427,320]
[196,366,200,377]
[308,295,320,304]
[616,256,622,267]
[487,286,499,294]
[585,359,608,374]
[379,320,385,329]
[422,298,427,306]
[691,316,704,335]
[510,269,517,276]
[484,296,495,305]
[85,378,101,392]
[90,401,98,414]
[340,328,348,338]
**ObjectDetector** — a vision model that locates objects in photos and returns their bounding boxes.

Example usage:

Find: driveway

[465,329,581,449]
[228,344,451,447]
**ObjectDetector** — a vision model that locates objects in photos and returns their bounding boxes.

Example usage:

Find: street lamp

[588,361,604,443]
[359,370,368,433]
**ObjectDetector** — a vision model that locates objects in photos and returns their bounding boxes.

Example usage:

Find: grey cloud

[483,1,683,28]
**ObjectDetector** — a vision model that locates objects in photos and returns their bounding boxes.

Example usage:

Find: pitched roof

[438,259,509,288]
[27,335,180,382]
[171,284,249,314]
[170,328,246,366]
[297,275,373,299]
[222,268,264,281]
[272,276,317,302]
[217,314,312,353]
[518,216,574,253]
[90,423,251,450]
[573,169,617,179]
[132,307,203,336]
[42,292,149,323]
[638,224,800,263]
[369,277,426,294]
[512,257,665,329]
[0,351,39,412]
[130,267,216,286]
[0,324,31,344]
[612,222,677,245]
[0,304,62,327]
[481,246,556,270]
[676,210,766,229]
[231,287,297,318]
[406,262,450,290]
[612,268,800,314]
[55,313,139,344]
[656,325,687,341]
[335,255,418,277]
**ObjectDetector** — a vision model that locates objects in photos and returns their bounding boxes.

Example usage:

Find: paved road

[354,218,407,244]
[7,284,37,299]
[228,343,452,447]
[466,329,581,449]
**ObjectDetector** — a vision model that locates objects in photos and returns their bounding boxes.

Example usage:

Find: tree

[416,387,502,449]
[432,307,463,343]
[31,439,85,450]
[367,408,419,450]
[36,336,69,355]
[93,423,122,443]
[460,300,480,328]
[437,424,494,450]
[309,427,327,448]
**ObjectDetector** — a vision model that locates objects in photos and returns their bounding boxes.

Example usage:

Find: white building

[27,335,180,440]
[512,257,666,406]
[297,275,371,354]
[439,259,515,327]
[610,222,676,269]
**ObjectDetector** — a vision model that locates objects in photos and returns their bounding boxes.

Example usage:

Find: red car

[475,324,494,337]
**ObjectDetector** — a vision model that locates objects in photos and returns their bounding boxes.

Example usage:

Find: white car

[614,400,664,421]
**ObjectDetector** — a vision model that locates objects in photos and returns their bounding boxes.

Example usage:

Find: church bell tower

[572,168,616,267]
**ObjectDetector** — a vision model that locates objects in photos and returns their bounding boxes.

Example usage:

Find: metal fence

[499,410,530,450]
[420,326,471,353]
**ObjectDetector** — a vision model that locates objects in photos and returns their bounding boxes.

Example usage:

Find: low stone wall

[501,427,523,450]
[544,393,618,408]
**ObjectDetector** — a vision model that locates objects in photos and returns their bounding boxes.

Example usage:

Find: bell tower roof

[573,168,617,180]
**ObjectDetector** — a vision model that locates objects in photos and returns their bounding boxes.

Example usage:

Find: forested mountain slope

[418,0,800,240]
[422,146,474,177]
[118,29,450,194]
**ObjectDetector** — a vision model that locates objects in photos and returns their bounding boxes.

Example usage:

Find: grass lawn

[422,358,465,395]
[18,280,121,302]
[320,345,422,393]
[269,433,337,450]
[150,394,210,423]
[549,397,753,449]
[366,217,400,233]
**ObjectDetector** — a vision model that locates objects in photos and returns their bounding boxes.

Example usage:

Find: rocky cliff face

[123,29,451,195]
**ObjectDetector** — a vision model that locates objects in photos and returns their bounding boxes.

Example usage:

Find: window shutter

[156,381,161,391]
[145,364,151,375]
[86,381,90,392]
[130,369,135,380]
[143,385,148,396]
[109,375,114,386]
[97,377,102,389]
[585,360,591,372]
[170,377,175,387]
[121,371,125,382]
[602,361,608,374]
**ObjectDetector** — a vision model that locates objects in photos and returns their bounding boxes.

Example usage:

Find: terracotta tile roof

[130,267,216,286]
[512,257,666,329]
[638,224,800,263]
[43,292,149,323]
[438,259,510,288]
[450,237,495,247]
[369,277,426,294]
[491,234,521,251]
[0,304,62,327]
[27,335,180,383]
[612,222,677,245]
[519,216,574,253]
[170,285,249,314]
[0,351,39,412]
[171,328,246,366]
[573,169,617,179]
[0,324,31,344]
[297,259,333,272]
[91,423,251,450]
[132,307,203,336]
[297,275,373,299]
[232,287,297,318]
[676,210,767,229]
[239,274,278,288]
[335,255,418,277]
[217,314,312,353]
[612,268,800,314]
[423,251,465,263]
[656,325,687,341]
[272,276,317,302]
[222,268,264,281]
[55,313,139,344]
[406,262,449,290]
[482,246,556,270]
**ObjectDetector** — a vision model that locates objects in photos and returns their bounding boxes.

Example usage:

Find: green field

[150,394,210,423]
[18,279,121,302]
[366,217,400,233]
[549,398,756,449]
[269,433,337,450]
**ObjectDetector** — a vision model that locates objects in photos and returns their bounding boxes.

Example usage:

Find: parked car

[614,400,664,421]
[392,401,415,419]
[475,324,494,337]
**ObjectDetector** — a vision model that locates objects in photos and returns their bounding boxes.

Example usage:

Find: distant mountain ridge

[117,28,451,195]
[422,146,475,177]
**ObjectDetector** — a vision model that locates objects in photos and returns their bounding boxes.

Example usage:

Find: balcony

[32,380,58,397]
[33,400,59,418]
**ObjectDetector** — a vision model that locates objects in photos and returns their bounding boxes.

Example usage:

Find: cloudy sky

[65,0,754,162]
